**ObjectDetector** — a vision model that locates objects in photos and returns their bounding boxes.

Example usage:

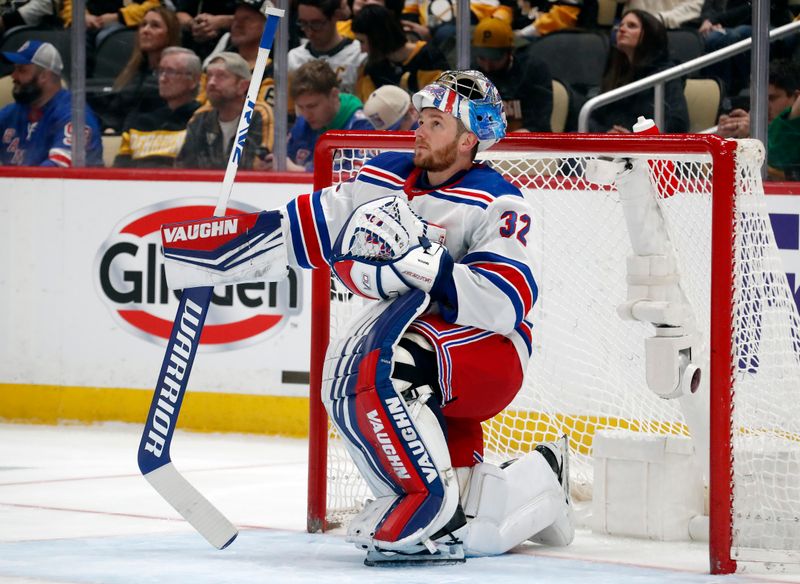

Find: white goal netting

[314,137,800,565]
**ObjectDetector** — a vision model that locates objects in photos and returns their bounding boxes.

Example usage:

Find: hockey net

[306,132,800,573]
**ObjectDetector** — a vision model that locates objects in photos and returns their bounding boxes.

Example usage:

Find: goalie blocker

[160,210,289,290]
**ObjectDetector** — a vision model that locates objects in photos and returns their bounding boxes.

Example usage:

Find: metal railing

[577,20,800,133]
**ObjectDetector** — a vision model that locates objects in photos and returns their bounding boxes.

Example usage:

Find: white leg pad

[454,452,573,556]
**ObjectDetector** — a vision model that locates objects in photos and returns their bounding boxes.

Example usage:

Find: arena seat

[551,79,571,133]
[93,28,136,83]
[667,28,705,65]
[684,78,722,132]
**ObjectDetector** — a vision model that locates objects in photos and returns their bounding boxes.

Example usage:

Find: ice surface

[1,423,798,584]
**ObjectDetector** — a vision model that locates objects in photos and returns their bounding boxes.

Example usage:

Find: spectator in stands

[697,0,793,95]
[514,0,584,41]
[472,17,553,132]
[0,41,103,166]
[614,0,703,29]
[177,52,273,169]
[91,6,181,132]
[288,0,365,95]
[767,85,800,181]
[351,4,448,102]
[338,0,404,39]
[61,0,161,46]
[0,0,61,34]
[279,59,373,171]
[363,84,418,130]
[204,0,276,105]
[400,0,512,50]
[717,59,800,139]
[176,0,236,60]
[716,59,800,180]
[113,47,202,167]
[588,9,688,133]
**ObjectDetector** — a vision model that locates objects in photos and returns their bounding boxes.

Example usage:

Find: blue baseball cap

[1,40,63,76]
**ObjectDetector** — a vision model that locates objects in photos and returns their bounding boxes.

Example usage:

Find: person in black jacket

[113,47,202,167]
[589,9,688,133]
[471,17,553,133]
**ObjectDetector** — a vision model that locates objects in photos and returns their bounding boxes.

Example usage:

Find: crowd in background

[0,0,799,178]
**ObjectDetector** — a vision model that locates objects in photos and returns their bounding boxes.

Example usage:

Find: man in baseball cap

[363,85,419,131]
[177,51,274,169]
[471,18,553,133]
[0,40,103,166]
[1,40,63,76]
[471,17,515,65]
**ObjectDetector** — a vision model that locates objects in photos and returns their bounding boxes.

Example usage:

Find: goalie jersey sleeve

[280,151,538,340]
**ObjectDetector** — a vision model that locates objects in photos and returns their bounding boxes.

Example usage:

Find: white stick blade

[144,463,238,549]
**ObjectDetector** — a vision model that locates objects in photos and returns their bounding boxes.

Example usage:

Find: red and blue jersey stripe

[462,251,538,325]
[285,190,332,269]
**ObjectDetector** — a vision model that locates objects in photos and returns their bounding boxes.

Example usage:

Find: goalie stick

[136,6,284,550]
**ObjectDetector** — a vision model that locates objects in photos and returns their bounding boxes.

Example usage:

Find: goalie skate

[535,433,571,506]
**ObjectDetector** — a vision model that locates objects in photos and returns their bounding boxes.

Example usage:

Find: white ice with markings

[1,423,798,584]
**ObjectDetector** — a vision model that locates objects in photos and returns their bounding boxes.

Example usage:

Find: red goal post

[306,130,783,575]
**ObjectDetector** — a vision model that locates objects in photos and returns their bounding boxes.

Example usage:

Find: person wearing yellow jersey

[514,0,584,41]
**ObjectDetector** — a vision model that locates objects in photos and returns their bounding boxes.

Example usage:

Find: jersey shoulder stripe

[365,151,415,173]
[429,190,490,209]
[430,165,523,208]
[358,165,405,190]
[436,185,494,206]
[459,165,525,199]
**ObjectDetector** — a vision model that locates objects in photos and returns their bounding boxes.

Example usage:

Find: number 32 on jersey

[499,210,531,245]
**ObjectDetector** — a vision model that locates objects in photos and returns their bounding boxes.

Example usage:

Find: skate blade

[364,543,465,567]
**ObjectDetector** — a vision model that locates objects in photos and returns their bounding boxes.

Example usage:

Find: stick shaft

[215,7,285,217]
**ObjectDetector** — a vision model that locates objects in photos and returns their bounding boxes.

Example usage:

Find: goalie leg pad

[321,290,460,552]
[454,445,574,556]
[161,210,288,290]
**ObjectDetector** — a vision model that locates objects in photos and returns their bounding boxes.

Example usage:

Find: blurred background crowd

[0,0,799,178]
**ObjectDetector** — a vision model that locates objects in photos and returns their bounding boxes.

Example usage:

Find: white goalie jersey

[281,151,538,368]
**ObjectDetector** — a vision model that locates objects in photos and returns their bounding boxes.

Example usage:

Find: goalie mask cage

[306,131,800,575]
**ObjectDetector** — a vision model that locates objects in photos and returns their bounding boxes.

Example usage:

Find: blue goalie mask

[412,70,507,152]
